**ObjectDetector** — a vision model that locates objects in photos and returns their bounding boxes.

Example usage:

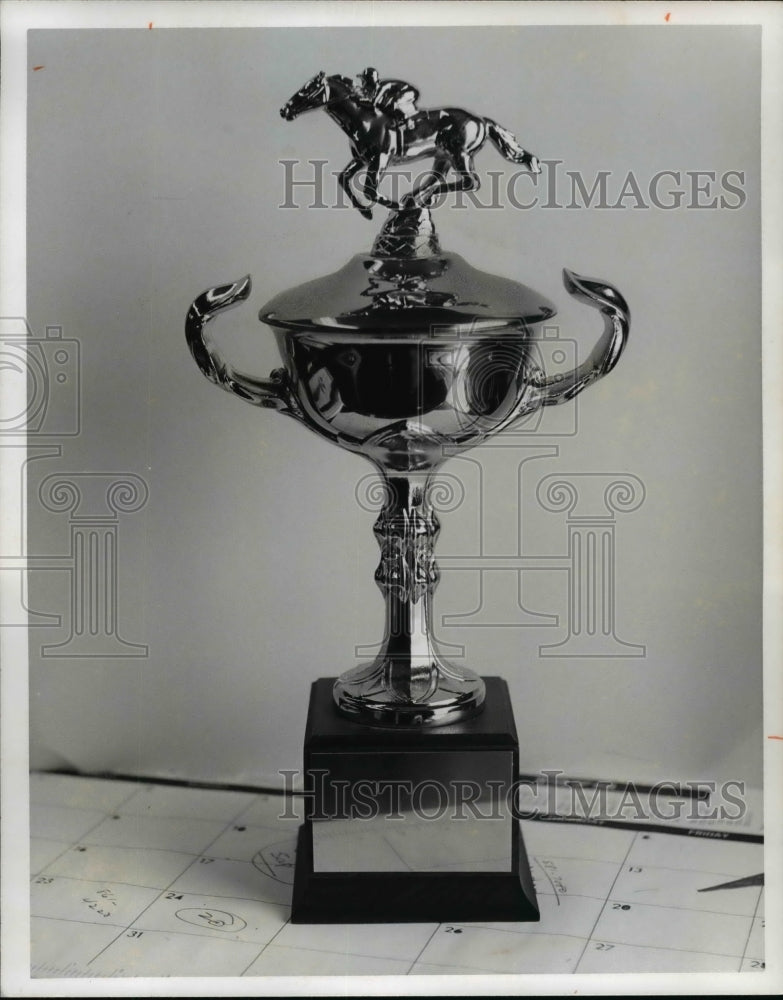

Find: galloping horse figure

[280,69,541,219]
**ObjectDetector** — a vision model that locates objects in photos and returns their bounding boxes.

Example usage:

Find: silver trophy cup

[184,67,629,923]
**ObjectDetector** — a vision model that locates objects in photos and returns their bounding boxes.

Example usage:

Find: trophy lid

[259,208,556,336]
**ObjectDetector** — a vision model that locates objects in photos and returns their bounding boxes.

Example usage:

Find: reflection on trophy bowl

[260,249,558,474]
[276,329,536,471]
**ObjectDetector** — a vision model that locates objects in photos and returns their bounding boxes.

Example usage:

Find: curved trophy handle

[533,269,630,406]
[186,275,297,412]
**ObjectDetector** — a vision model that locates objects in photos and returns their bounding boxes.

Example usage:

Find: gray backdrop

[25,26,762,790]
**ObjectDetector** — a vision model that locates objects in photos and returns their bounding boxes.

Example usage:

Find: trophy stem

[333,470,485,727]
[374,473,441,703]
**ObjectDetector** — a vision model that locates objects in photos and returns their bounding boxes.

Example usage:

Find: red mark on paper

[768,735,783,740]
[664,12,671,21]
[33,65,45,71]
[148,22,154,30]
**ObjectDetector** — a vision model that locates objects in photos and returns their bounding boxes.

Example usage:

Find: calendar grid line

[582,936,746,960]
[464,885,758,919]
[243,937,423,972]
[31,839,78,877]
[118,917,292,948]
[405,922,443,974]
[408,958,510,975]
[572,830,639,972]
[427,911,752,959]
[131,885,292,908]
[30,913,129,930]
[518,848,628,866]
[76,920,291,952]
[238,922,290,976]
[73,841,206,857]
[527,853,760,881]
[737,885,764,969]
[606,892,761,918]
[34,873,193,893]
[432,925,592,944]
[31,791,143,882]
[82,793,260,969]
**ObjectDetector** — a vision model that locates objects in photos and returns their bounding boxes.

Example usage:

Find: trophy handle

[186,276,296,412]
[533,269,630,405]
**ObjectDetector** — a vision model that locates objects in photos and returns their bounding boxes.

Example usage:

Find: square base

[291,676,539,924]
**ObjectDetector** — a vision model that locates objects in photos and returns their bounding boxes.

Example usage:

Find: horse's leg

[363,151,403,211]
[411,150,480,206]
[454,152,480,192]
[339,157,373,219]
[410,155,452,207]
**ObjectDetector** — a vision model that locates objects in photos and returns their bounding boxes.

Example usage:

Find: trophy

[186,69,629,923]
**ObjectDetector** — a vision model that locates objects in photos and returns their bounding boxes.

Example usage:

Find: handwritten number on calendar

[82,887,118,918]
[594,942,615,950]
[252,841,297,885]
[34,876,54,885]
[175,907,247,932]
[627,866,643,872]
[612,903,631,910]
[444,926,463,934]
[126,930,143,938]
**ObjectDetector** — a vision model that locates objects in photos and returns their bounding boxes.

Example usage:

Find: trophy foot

[333,662,485,727]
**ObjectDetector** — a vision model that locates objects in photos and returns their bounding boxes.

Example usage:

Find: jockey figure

[356,67,421,126]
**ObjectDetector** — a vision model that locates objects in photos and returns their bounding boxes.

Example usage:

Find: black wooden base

[290,676,539,924]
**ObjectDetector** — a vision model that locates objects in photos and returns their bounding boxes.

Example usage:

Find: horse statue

[280,69,541,219]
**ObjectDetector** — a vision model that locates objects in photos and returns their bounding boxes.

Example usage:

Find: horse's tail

[484,118,540,173]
